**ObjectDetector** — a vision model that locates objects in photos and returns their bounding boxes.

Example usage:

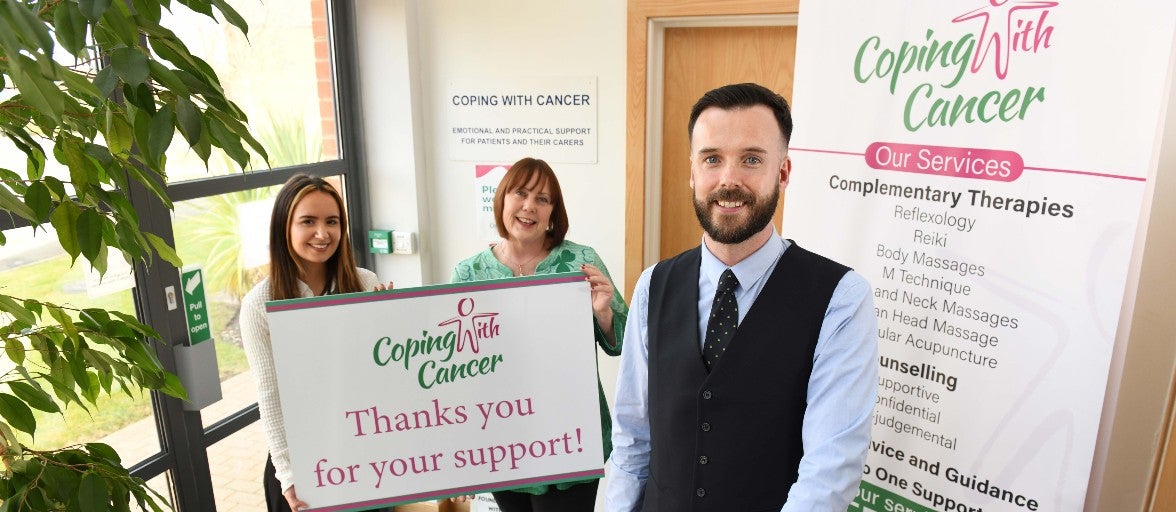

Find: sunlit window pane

[171,186,281,429]
[162,0,338,182]
[0,226,159,458]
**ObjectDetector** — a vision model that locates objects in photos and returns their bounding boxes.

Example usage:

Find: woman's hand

[283,485,309,511]
[374,281,395,291]
[581,264,615,340]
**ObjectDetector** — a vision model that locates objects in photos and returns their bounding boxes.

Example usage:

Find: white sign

[470,494,501,512]
[786,2,1175,511]
[448,77,598,163]
[265,275,604,511]
[85,255,135,298]
[238,197,275,269]
[475,164,509,243]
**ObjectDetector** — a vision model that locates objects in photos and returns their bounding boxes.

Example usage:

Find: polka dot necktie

[703,269,739,371]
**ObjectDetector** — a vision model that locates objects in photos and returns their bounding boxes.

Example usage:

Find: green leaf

[50,305,80,341]
[87,442,122,464]
[78,0,113,22]
[121,338,160,370]
[131,0,162,23]
[43,176,67,199]
[124,82,156,114]
[179,0,214,18]
[193,124,212,163]
[94,67,118,98]
[50,201,83,262]
[0,295,37,326]
[174,96,201,146]
[77,208,105,263]
[160,371,186,399]
[147,106,175,167]
[132,107,153,167]
[79,471,111,512]
[80,370,101,404]
[0,183,38,222]
[11,58,66,122]
[146,60,189,97]
[60,66,104,106]
[144,232,181,268]
[123,164,171,207]
[62,139,94,200]
[104,110,134,156]
[110,47,150,87]
[208,115,248,168]
[110,311,160,339]
[0,393,36,435]
[23,181,51,221]
[53,0,90,55]
[2,0,55,54]
[210,0,248,36]
[112,217,145,262]
[4,338,26,366]
[7,381,59,414]
[100,0,137,46]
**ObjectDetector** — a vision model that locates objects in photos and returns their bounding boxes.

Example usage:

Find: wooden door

[658,26,797,259]
[1155,400,1176,510]
[624,0,800,298]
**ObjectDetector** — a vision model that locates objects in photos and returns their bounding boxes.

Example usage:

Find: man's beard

[693,186,779,244]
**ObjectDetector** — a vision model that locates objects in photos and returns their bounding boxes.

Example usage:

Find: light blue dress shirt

[605,233,878,511]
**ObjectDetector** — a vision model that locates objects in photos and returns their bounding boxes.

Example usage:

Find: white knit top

[238,268,379,492]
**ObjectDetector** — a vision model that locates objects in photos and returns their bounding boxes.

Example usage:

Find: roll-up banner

[786,2,1175,511]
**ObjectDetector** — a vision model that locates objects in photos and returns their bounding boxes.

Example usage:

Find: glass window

[0,227,159,458]
[132,473,175,512]
[171,186,280,428]
[161,0,338,182]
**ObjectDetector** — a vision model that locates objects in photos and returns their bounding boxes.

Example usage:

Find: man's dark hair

[688,83,793,146]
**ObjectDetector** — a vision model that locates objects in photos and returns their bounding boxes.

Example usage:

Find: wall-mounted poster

[447,77,597,164]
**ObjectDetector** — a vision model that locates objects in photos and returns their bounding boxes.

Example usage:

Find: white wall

[356,0,627,289]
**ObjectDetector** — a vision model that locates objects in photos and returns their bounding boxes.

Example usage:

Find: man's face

[690,105,791,245]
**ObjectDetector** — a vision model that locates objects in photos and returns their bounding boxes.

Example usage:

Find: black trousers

[491,480,599,512]
[264,456,293,512]
[264,456,391,512]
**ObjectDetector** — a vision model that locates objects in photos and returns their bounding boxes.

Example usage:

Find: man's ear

[780,155,792,189]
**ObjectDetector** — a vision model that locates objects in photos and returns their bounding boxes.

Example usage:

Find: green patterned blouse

[451,239,627,495]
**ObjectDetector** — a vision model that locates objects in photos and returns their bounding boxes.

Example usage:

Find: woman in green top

[451,157,627,512]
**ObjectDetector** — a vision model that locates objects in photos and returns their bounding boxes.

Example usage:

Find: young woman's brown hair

[268,174,363,300]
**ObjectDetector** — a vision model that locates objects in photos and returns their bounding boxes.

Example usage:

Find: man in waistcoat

[605,83,877,511]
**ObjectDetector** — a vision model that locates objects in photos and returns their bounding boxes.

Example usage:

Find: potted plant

[0,0,265,509]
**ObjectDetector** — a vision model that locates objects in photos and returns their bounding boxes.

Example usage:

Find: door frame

[624,0,799,298]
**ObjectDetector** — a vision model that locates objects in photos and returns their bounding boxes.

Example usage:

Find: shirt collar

[699,229,790,291]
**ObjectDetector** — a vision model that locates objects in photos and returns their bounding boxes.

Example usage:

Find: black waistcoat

[641,241,848,512]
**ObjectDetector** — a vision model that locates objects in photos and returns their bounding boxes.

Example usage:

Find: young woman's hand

[283,485,309,511]
[374,281,395,291]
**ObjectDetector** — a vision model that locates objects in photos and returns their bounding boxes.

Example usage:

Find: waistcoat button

[696,487,706,497]
[701,422,711,432]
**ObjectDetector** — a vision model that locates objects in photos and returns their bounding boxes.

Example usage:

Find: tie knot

[717,268,739,294]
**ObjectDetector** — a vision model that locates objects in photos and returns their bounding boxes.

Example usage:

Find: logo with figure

[438,297,500,353]
[372,296,507,390]
[952,0,1057,80]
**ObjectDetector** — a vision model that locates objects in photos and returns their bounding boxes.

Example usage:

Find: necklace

[497,244,545,276]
